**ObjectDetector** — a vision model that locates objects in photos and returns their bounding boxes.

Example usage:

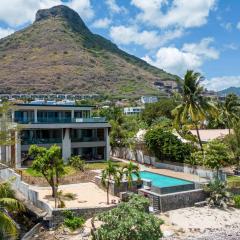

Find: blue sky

[0,0,240,91]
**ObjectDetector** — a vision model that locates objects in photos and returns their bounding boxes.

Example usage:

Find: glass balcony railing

[22,138,62,145]
[71,137,105,142]
[14,117,107,124]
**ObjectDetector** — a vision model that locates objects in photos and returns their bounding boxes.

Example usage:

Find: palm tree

[121,162,140,191]
[172,70,216,154]
[0,181,24,239]
[101,160,122,205]
[220,93,239,134]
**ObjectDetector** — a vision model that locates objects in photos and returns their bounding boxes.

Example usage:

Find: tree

[202,140,231,178]
[0,181,24,239]
[219,93,239,134]
[91,194,163,240]
[141,98,177,126]
[28,145,65,198]
[101,160,122,205]
[224,121,240,170]
[172,70,216,154]
[145,125,192,163]
[121,161,140,190]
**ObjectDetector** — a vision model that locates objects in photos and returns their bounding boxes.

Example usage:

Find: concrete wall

[139,188,207,212]
[0,167,52,213]
[112,147,219,180]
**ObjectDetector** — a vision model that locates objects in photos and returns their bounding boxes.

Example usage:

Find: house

[190,129,230,143]
[123,107,144,115]
[140,96,158,104]
[0,102,111,168]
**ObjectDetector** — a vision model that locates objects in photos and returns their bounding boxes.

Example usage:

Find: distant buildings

[0,102,110,168]
[140,96,158,104]
[123,107,144,115]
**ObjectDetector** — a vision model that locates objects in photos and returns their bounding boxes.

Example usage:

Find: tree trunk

[195,124,204,155]
[107,181,110,205]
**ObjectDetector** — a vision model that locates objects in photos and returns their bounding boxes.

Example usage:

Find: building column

[15,131,21,168]
[34,109,38,123]
[104,128,110,160]
[71,110,74,120]
[62,128,71,164]
[0,145,6,163]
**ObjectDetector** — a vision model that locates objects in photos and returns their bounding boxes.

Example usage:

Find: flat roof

[14,103,95,108]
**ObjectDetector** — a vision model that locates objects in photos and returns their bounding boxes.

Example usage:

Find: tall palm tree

[121,162,140,190]
[220,93,240,134]
[0,181,24,239]
[172,70,216,154]
[101,160,122,205]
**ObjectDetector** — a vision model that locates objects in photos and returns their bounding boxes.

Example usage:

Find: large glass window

[14,111,34,123]
[37,111,71,122]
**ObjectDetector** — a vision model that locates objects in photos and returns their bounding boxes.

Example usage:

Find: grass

[23,161,127,177]
[85,161,127,170]
[23,166,76,177]
[227,176,240,188]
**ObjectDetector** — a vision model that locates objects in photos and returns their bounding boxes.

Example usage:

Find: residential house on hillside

[140,96,158,104]
[123,107,144,115]
[0,102,110,168]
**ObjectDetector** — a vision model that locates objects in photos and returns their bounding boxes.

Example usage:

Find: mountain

[0,5,179,98]
[218,87,240,96]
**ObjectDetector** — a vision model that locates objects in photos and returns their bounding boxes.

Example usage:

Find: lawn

[227,176,240,188]
[23,161,127,177]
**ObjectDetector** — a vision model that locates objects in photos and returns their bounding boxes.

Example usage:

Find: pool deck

[112,157,208,183]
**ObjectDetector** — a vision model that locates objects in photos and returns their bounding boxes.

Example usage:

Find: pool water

[134,171,193,188]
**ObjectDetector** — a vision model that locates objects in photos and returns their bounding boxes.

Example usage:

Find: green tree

[141,98,177,126]
[28,145,65,198]
[0,181,24,239]
[145,125,192,163]
[101,160,122,205]
[91,194,163,240]
[121,162,140,189]
[219,93,239,133]
[202,140,231,178]
[172,70,216,154]
[224,121,240,170]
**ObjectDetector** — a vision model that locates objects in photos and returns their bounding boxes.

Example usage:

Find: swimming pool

[135,171,193,188]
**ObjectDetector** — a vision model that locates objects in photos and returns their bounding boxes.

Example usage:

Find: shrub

[91,194,163,240]
[63,210,85,231]
[204,179,233,208]
[233,195,240,208]
[145,125,192,163]
[69,156,85,171]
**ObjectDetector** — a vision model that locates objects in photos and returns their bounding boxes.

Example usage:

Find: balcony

[22,138,62,145]
[14,117,107,124]
[71,137,105,142]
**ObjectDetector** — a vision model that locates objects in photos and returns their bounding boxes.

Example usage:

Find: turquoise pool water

[135,171,193,188]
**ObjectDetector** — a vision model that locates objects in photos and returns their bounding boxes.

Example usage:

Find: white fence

[0,167,52,213]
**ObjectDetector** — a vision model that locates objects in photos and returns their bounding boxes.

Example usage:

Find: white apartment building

[123,107,144,115]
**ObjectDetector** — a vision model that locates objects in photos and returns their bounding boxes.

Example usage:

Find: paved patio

[31,182,119,208]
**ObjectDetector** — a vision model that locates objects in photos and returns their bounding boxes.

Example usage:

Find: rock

[163,230,174,237]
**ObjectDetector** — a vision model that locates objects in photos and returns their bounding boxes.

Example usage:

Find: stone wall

[50,206,115,227]
[138,188,208,212]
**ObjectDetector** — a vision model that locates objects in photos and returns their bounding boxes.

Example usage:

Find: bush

[69,156,85,171]
[145,125,192,163]
[63,210,85,231]
[91,194,163,240]
[204,179,233,208]
[233,195,240,208]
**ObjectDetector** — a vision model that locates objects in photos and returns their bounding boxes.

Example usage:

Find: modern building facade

[140,96,158,104]
[123,107,144,115]
[0,102,110,168]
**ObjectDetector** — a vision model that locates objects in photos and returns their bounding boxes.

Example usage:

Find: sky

[0,0,240,91]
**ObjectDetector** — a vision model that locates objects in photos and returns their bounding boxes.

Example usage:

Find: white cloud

[143,38,219,76]
[92,18,111,29]
[203,76,240,91]
[105,0,127,14]
[110,25,183,50]
[0,0,94,27]
[0,27,15,39]
[220,22,232,31]
[131,0,216,29]
[237,22,240,30]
